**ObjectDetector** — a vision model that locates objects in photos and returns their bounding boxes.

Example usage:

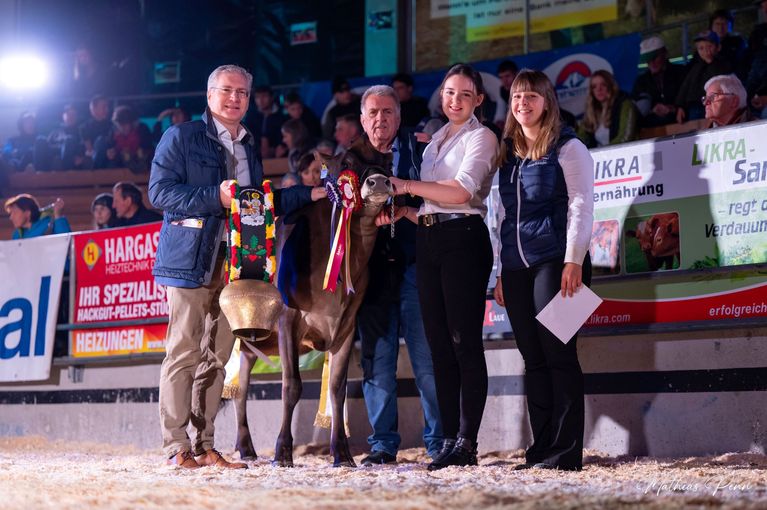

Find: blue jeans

[358,263,443,458]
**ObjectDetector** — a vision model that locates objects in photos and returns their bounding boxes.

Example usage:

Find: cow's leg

[329,336,356,467]
[233,347,258,460]
[273,310,303,467]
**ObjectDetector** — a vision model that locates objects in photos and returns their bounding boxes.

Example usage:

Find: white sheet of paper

[535,285,603,344]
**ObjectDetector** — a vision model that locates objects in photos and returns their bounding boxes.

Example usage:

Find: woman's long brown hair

[497,69,561,164]
[580,69,618,135]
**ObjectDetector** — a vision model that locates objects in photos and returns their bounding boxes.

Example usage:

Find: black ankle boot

[428,437,478,471]
[427,438,456,471]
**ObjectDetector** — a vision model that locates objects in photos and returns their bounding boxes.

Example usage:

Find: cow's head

[649,214,679,258]
[317,137,394,215]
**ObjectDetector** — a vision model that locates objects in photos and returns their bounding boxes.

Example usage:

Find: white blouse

[418,115,499,218]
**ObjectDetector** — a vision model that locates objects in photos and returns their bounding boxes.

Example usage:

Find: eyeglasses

[701,92,734,105]
[211,87,250,99]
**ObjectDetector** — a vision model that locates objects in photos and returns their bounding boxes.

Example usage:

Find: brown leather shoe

[195,449,248,469]
[167,450,201,469]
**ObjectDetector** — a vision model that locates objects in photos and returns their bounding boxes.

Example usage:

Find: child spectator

[278,118,313,174]
[296,152,321,187]
[578,70,639,148]
[2,112,48,172]
[47,104,86,169]
[91,192,117,229]
[675,31,732,123]
[5,194,70,239]
[93,105,154,172]
[284,92,322,139]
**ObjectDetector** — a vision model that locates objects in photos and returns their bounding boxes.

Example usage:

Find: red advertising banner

[71,223,167,357]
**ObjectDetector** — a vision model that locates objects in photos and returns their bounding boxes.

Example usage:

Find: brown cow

[232,138,393,467]
[626,213,680,271]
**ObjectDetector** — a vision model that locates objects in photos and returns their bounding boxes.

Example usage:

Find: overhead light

[0,55,49,91]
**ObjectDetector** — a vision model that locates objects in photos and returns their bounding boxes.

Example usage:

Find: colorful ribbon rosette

[323,170,361,294]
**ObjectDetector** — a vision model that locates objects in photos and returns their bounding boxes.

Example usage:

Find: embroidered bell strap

[226,181,242,283]
[225,180,276,284]
[322,170,361,294]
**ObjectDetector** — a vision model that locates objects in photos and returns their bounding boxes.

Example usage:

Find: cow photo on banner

[0,235,70,382]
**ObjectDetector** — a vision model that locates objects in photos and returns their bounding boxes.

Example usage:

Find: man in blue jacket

[149,64,323,469]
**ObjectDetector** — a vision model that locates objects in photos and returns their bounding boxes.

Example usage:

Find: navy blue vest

[498,127,576,271]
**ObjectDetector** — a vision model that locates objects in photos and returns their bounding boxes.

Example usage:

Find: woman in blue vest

[494,69,594,471]
[378,63,498,470]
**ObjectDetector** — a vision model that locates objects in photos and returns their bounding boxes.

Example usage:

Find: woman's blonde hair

[497,69,561,164]
[581,69,618,135]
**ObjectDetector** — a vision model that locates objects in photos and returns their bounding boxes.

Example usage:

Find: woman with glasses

[577,69,638,148]
[494,69,594,471]
[377,63,498,470]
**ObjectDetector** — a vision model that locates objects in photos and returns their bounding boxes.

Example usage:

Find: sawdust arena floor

[1,436,765,509]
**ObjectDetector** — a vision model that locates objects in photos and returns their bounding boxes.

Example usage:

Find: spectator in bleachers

[47,104,87,170]
[280,172,299,188]
[80,95,112,159]
[2,112,49,172]
[284,92,322,140]
[334,113,362,155]
[71,45,110,99]
[703,74,753,127]
[93,105,154,172]
[4,194,70,239]
[675,31,732,123]
[296,152,321,187]
[392,72,430,128]
[496,60,518,107]
[745,0,767,114]
[577,69,638,148]
[322,76,361,141]
[90,192,117,229]
[278,118,313,174]
[152,107,190,143]
[244,85,287,159]
[631,35,688,128]
[709,9,747,76]
[112,181,162,227]
[315,139,335,157]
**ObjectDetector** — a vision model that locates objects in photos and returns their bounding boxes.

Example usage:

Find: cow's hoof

[271,458,294,468]
[239,452,258,461]
[333,458,356,468]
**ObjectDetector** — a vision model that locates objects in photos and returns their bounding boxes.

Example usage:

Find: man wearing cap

[674,30,732,123]
[322,76,361,141]
[631,35,688,127]
[703,74,753,128]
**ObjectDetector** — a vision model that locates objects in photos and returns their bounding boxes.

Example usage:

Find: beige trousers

[159,256,235,458]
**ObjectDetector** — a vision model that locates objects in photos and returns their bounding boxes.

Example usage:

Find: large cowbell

[219,186,282,342]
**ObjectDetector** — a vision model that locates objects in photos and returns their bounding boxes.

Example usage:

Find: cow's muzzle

[360,174,394,205]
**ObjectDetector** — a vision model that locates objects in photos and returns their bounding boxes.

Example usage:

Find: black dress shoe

[427,438,456,471]
[533,462,582,471]
[428,437,477,471]
[513,462,536,470]
[360,451,397,466]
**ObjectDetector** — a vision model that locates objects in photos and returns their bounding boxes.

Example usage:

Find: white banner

[0,234,70,382]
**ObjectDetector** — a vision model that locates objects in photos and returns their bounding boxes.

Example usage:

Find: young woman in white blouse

[493,69,594,471]
[377,63,498,470]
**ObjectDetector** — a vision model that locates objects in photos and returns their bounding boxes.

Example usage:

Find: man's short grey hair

[705,74,746,108]
[361,85,401,115]
[207,65,253,91]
